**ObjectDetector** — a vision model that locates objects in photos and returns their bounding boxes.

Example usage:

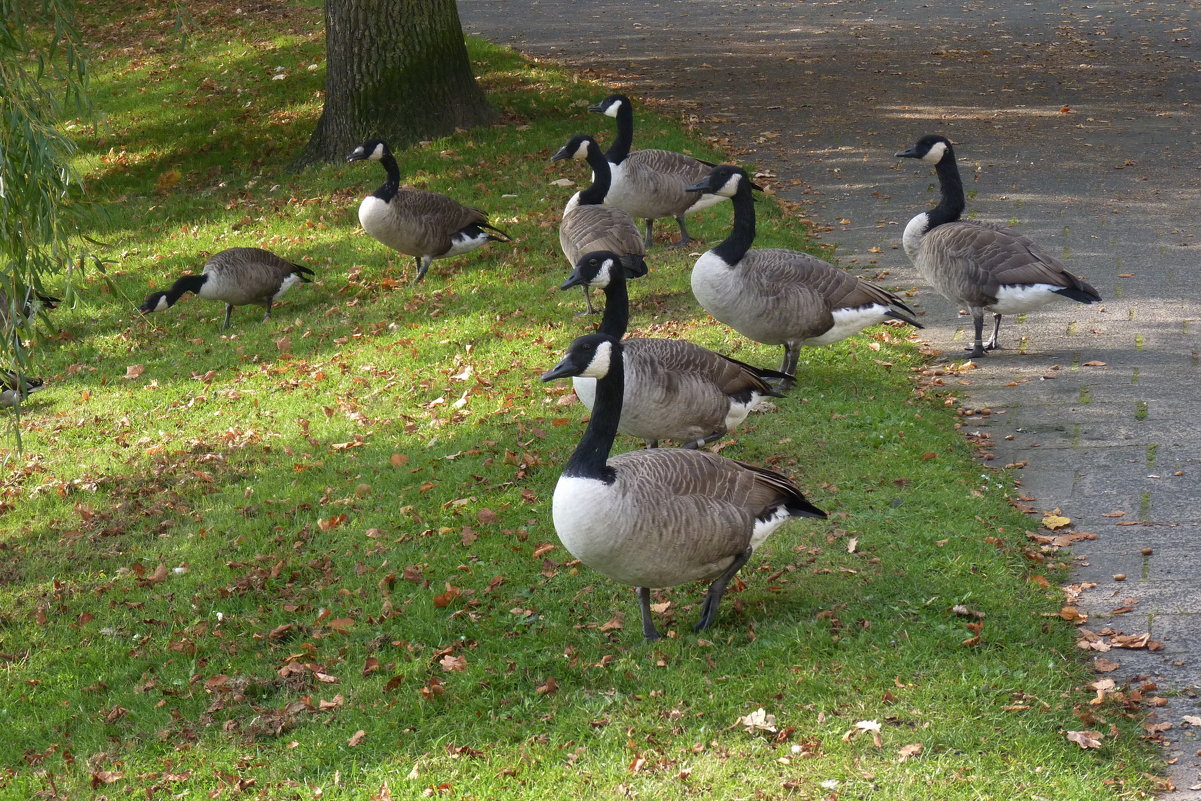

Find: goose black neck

[168,274,207,301]
[596,273,630,339]
[371,152,402,203]
[711,183,756,265]
[929,151,966,228]
[604,104,634,164]
[563,347,623,483]
[577,144,612,206]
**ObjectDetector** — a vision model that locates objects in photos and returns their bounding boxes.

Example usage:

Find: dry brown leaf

[1066,729,1103,749]
[348,729,367,747]
[124,364,145,380]
[736,708,778,734]
[897,743,923,761]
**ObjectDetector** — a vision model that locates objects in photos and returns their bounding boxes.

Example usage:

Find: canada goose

[550,135,648,314]
[137,247,313,330]
[347,139,510,282]
[686,165,923,385]
[563,250,787,448]
[895,134,1102,357]
[0,372,43,409]
[542,332,827,640]
[588,93,726,248]
[0,289,59,325]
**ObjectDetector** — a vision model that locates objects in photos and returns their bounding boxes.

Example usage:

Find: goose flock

[16,94,1103,640]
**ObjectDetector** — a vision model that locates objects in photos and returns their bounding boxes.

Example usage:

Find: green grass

[0,1,1159,798]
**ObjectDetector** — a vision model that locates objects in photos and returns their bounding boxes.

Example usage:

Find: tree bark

[294,0,496,167]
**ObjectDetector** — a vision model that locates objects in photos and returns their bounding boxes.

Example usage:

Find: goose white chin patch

[594,259,617,287]
[154,295,171,312]
[603,100,623,118]
[922,141,948,164]
[718,172,743,197]
[369,142,386,160]
[581,340,614,378]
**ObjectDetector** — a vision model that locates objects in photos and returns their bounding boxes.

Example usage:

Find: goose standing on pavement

[347,139,510,282]
[137,247,313,330]
[562,251,787,448]
[542,332,827,640]
[686,165,923,386]
[551,135,648,314]
[588,93,726,248]
[895,134,1101,356]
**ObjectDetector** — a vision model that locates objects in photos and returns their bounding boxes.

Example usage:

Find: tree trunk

[294,0,496,167]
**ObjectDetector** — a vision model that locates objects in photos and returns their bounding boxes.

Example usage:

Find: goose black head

[561,250,621,291]
[685,164,762,197]
[550,134,597,162]
[541,333,618,382]
[137,291,172,314]
[895,134,954,164]
[587,94,630,118]
[347,140,390,163]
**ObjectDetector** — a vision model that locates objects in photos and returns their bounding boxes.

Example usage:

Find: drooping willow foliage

[0,0,103,425]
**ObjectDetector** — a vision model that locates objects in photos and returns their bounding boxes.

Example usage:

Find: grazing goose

[0,289,59,325]
[137,247,313,330]
[563,250,786,448]
[588,93,726,248]
[347,139,510,282]
[686,165,923,385]
[896,134,1102,357]
[550,135,648,314]
[542,332,827,640]
[0,372,44,409]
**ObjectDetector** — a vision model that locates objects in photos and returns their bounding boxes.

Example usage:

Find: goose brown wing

[560,205,646,263]
[390,188,490,255]
[924,221,1092,304]
[624,339,776,397]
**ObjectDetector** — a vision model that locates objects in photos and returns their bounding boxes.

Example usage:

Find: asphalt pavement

[459,1,1201,793]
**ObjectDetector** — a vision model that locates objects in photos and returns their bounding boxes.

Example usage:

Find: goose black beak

[559,272,586,291]
[684,179,710,193]
[550,147,571,162]
[586,101,604,113]
[541,358,578,382]
[894,146,919,158]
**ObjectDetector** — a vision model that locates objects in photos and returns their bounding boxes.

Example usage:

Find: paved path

[460,1,1201,793]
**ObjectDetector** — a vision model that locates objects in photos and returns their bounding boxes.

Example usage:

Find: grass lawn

[0,0,1160,798]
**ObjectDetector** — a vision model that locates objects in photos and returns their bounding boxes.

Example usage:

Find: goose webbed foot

[642,220,655,250]
[982,313,1004,351]
[638,587,664,642]
[576,286,600,316]
[668,216,693,248]
[414,256,433,283]
[693,549,753,633]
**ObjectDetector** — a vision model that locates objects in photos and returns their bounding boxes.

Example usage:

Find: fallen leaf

[1042,514,1071,530]
[1066,729,1103,749]
[1093,657,1120,673]
[1081,361,1106,367]
[736,708,778,734]
[348,729,367,747]
[897,743,923,760]
[535,676,558,695]
[439,654,468,673]
[124,364,145,380]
